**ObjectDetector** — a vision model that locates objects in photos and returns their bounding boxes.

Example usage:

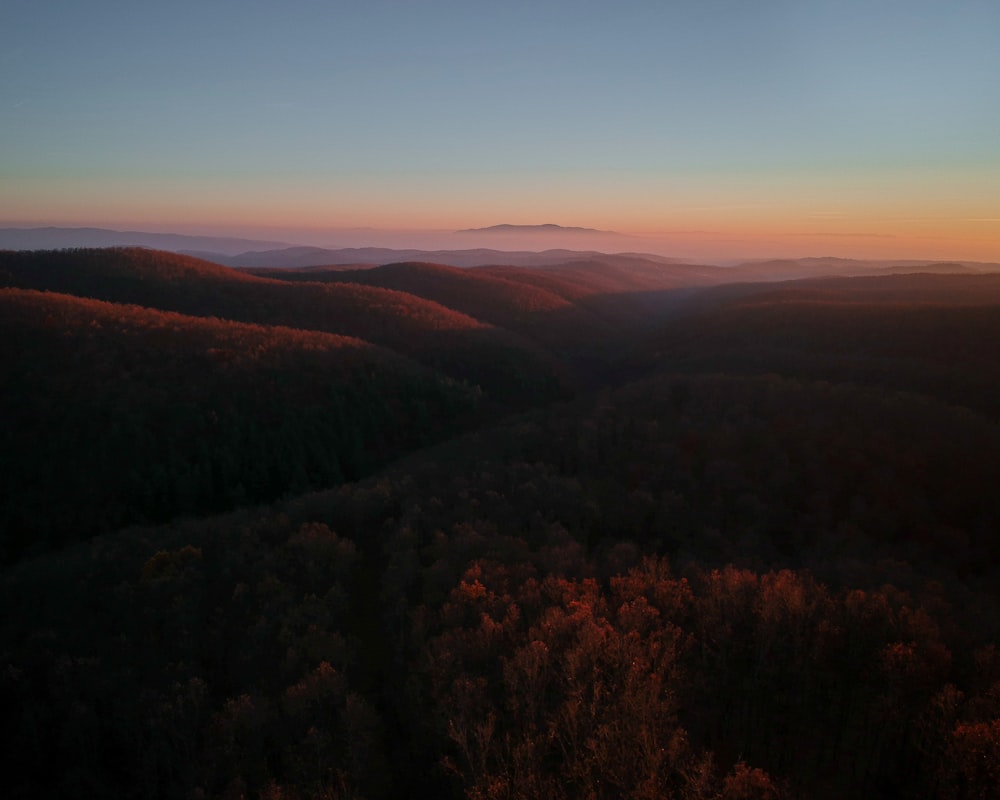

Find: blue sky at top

[2,0,998,258]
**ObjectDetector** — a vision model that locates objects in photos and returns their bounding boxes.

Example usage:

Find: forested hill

[246,255,731,358]
[0,287,479,562]
[636,272,1000,418]
[0,248,568,405]
[729,256,1000,281]
[662,271,1000,311]
[247,261,625,357]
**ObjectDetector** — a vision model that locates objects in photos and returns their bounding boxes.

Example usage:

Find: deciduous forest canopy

[2,246,999,799]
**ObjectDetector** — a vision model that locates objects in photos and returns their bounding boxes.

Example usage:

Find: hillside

[0,248,569,405]
[479,256,729,298]
[247,256,739,370]
[731,257,1000,281]
[637,273,1000,418]
[247,261,627,358]
[470,257,731,342]
[676,272,1000,308]
[0,288,479,561]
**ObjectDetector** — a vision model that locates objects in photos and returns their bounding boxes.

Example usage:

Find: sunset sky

[2,0,998,262]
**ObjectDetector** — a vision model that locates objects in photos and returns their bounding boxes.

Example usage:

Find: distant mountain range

[0,226,679,267]
[186,246,687,269]
[0,226,294,256]
[3,226,999,276]
[195,248,1000,277]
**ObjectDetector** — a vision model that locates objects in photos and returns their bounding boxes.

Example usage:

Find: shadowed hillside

[673,272,1000,309]
[730,257,1000,281]
[0,288,479,561]
[0,248,569,405]
[637,273,1000,418]
[477,258,731,334]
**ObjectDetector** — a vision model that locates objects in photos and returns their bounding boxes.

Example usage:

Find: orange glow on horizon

[2,166,997,263]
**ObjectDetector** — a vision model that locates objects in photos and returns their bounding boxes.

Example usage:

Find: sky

[2,0,998,262]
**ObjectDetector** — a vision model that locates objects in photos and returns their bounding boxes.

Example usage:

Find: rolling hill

[246,261,625,358]
[0,248,569,405]
[731,256,1000,281]
[0,287,480,561]
[477,256,729,298]
[246,256,741,372]
[637,272,1000,418]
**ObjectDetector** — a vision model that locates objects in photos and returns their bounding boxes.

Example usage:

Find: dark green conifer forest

[2,248,999,799]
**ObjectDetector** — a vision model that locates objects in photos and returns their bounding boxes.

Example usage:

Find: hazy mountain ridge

[456,223,619,235]
[203,246,688,269]
[6,227,998,276]
[0,226,294,255]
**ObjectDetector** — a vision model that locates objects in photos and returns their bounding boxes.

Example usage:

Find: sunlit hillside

[249,261,626,358]
[0,248,569,405]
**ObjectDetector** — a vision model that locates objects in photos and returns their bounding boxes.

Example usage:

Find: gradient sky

[2,0,998,261]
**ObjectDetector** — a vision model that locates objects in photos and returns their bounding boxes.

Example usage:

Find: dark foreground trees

[3,373,999,799]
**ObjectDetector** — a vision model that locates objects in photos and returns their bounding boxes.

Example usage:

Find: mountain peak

[456,223,617,235]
